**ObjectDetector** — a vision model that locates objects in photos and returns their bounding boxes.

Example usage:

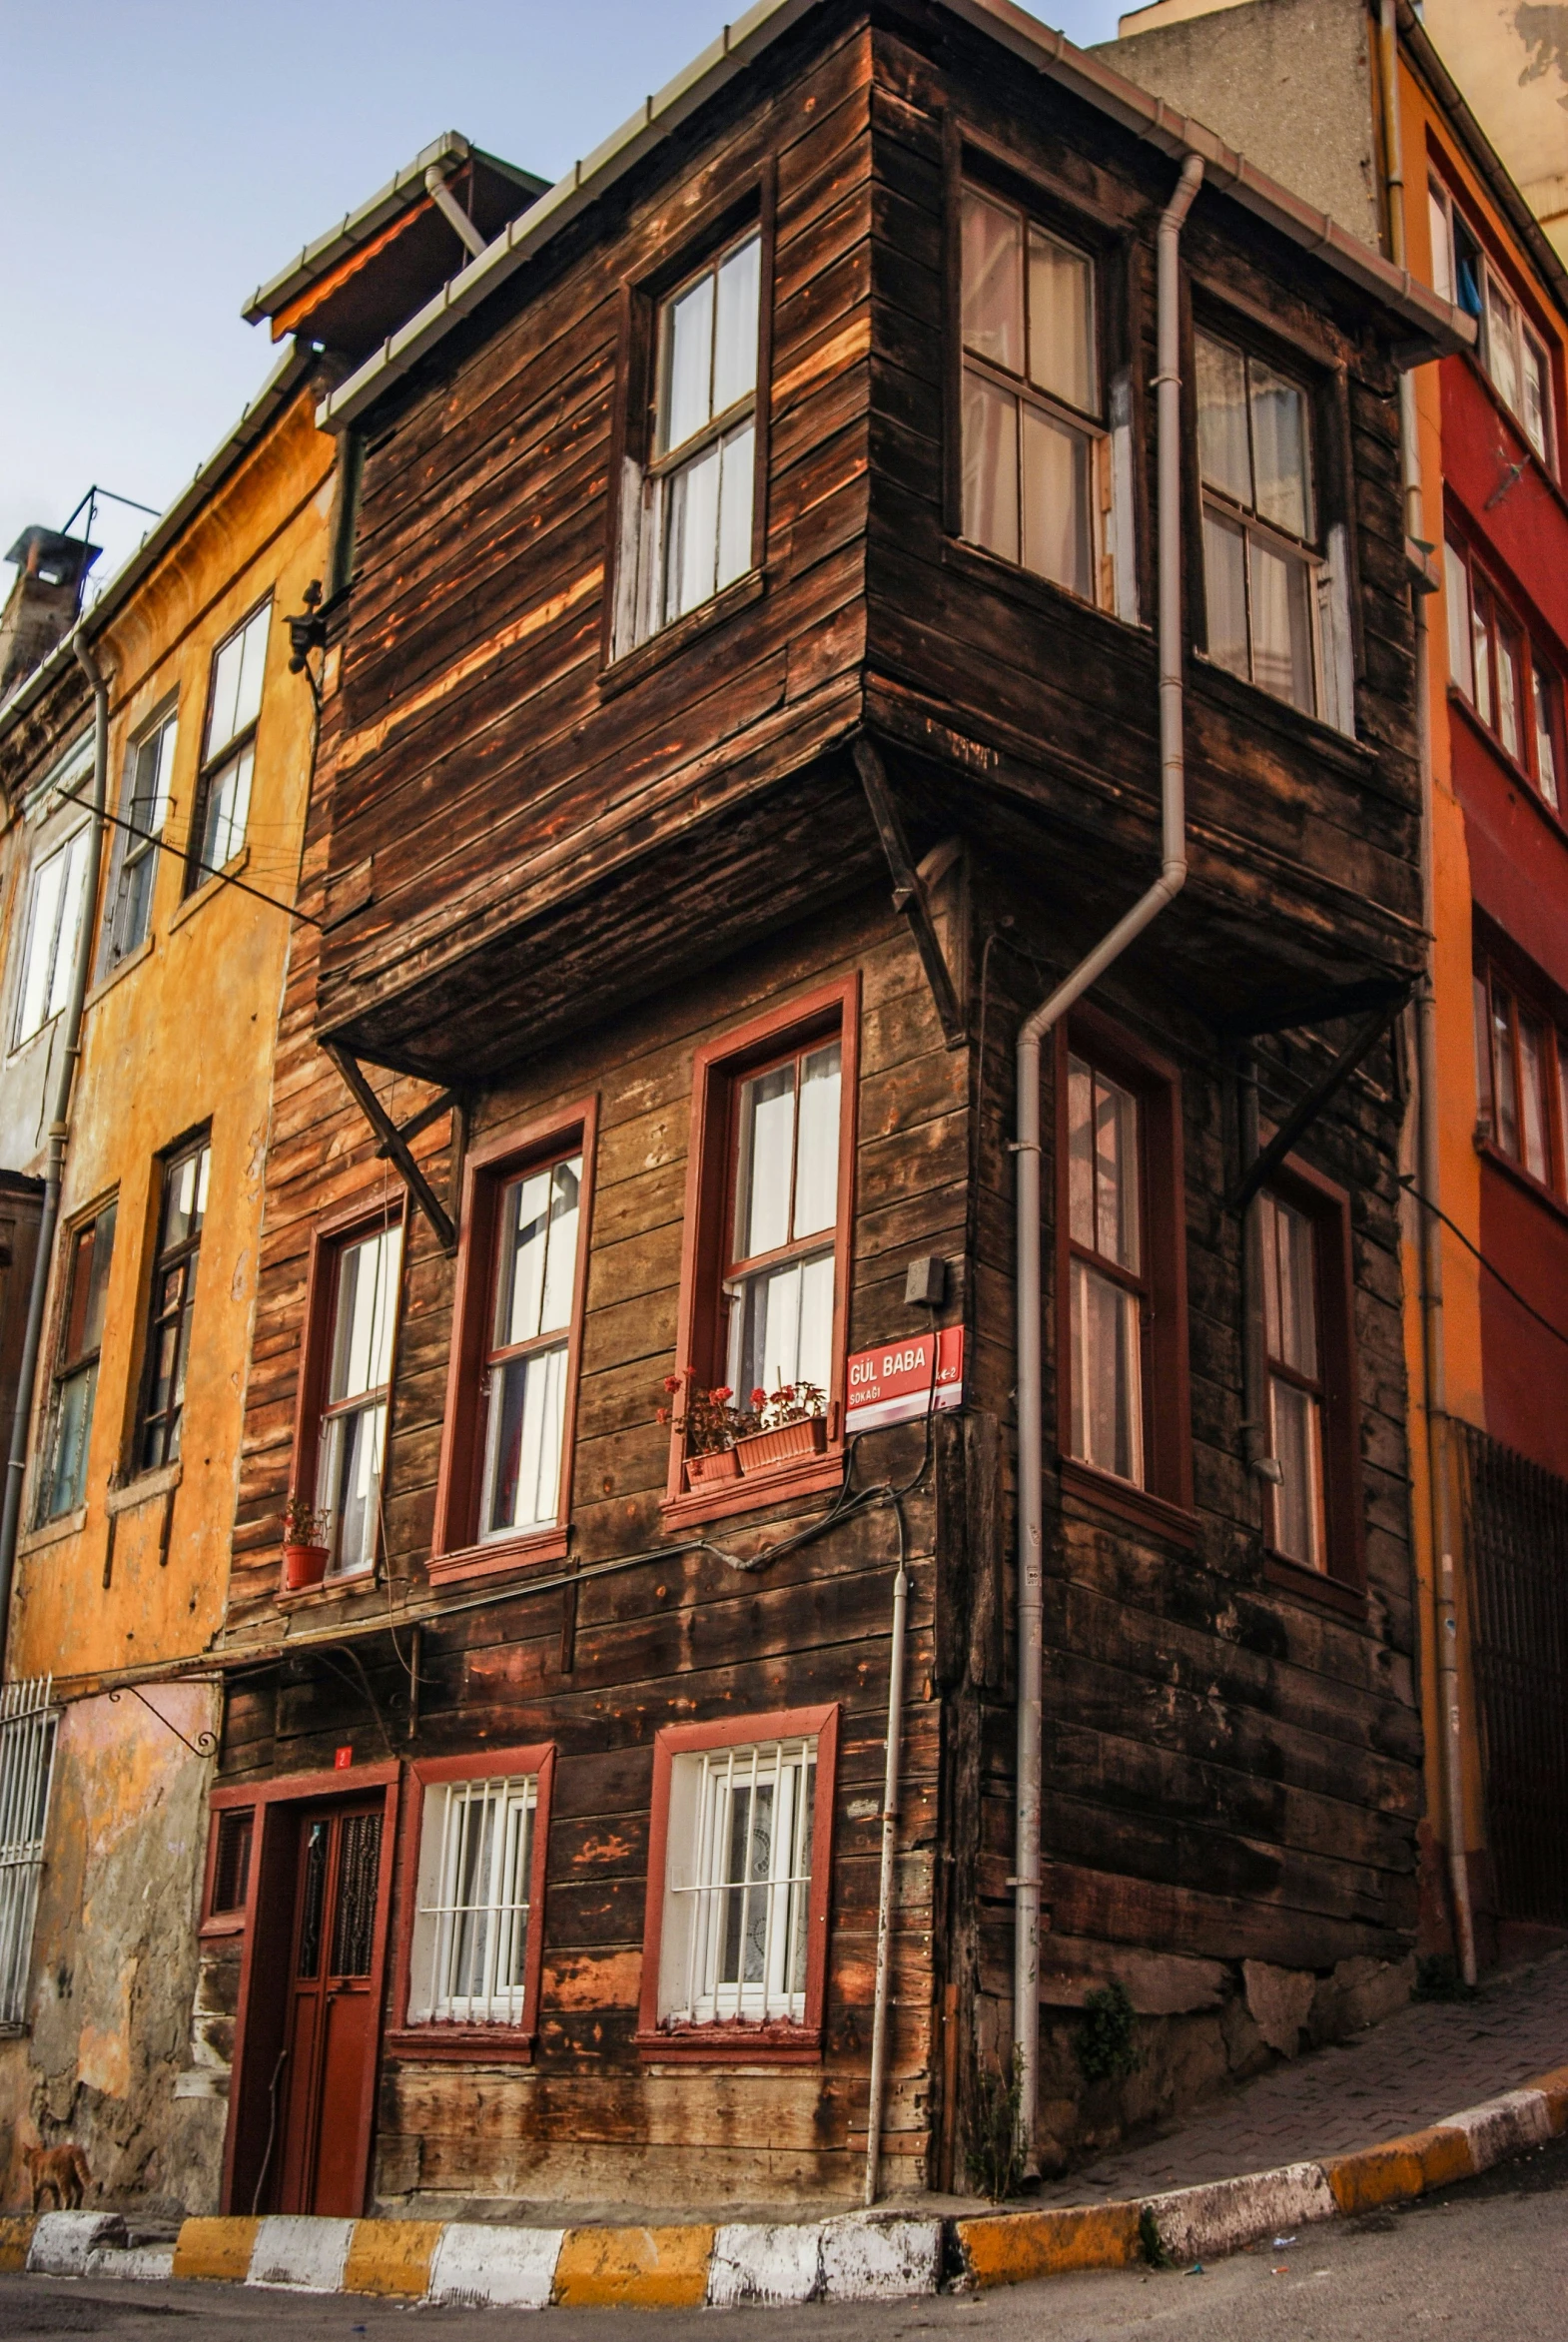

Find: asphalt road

[1,2137,1565,2340]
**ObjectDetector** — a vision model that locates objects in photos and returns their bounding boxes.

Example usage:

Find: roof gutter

[317,0,1471,436]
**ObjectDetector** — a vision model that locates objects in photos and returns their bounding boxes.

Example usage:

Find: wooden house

[206,0,1468,2214]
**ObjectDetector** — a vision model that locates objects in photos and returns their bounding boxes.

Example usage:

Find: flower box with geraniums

[659,1376,754,1490]
[735,1382,828,1476]
[282,1494,331,1591]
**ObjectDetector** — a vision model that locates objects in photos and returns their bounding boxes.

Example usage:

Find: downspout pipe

[863,1531,910,2206]
[423,164,487,261]
[0,630,110,1678]
[1379,0,1478,1984]
[1013,151,1202,2165]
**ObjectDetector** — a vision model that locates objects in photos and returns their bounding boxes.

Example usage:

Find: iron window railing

[0,1679,58,2031]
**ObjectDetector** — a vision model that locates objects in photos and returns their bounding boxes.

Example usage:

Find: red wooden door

[275,1802,385,2216]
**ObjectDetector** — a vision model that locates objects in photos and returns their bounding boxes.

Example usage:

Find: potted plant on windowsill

[734,1382,829,1476]
[660,1376,758,1490]
[282,1493,331,1591]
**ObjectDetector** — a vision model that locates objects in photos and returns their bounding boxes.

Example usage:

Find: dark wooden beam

[1229,990,1410,1215]
[324,1042,458,1254]
[852,736,966,1051]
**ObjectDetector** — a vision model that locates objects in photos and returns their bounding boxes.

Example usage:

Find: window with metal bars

[209,1809,253,1918]
[659,1737,816,2027]
[408,1775,538,2025]
[0,1679,58,2032]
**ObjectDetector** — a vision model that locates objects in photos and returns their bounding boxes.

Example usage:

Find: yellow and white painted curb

[13,2061,1568,2308]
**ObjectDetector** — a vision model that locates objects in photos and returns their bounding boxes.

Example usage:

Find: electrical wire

[1402,1173,1568,1352]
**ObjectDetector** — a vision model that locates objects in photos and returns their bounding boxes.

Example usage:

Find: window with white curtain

[480,1152,582,1539]
[1196,329,1323,718]
[317,1221,402,1576]
[1260,1190,1326,1572]
[657,1736,816,2025]
[407,1774,538,2025]
[1067,1053,1147,1487]
[724,1038,841,1402]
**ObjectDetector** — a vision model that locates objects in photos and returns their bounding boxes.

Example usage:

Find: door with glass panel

[724,1039,842,1401]
[316,1222,401,1576]
[275,1800,386,2217]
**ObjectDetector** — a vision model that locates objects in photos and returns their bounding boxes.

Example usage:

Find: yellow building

[0,132,537,2212]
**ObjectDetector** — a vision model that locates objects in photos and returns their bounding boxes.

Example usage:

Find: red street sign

[845,1327,964,1434]
[335,1746,353,1771]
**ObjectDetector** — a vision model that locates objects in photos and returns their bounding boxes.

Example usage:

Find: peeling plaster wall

[0,1685,224,2217]
[1424,0,1568,267]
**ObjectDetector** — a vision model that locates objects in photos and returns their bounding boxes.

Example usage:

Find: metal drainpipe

[863,1532,910,2207]
[1012,152,1203,2166]
[0,630,110,1678]
[423,164,487,260]
[1379,0,1477,1985]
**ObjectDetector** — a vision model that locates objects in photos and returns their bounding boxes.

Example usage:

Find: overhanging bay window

[1196,329,1328,719]
[959,182,1133,615]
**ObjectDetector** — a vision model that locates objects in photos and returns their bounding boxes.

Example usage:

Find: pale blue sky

[2,0,1125,597]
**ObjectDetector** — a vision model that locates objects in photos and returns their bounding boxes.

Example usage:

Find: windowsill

[383,2024,535,2064]
[633,2022,822,2066]
[86,933,154,1010]
[427,1528,569,1588]
[1448,689,1568,843]
[941,532,1147,643]
[1475,1133,1568,1226]
[105,1459,182,1516]
[660,1448,845,1530]
[1059,1455,1197,1548]
[199,1912,247,1941]
[168,844,251,932]
[599,570,766,697]
[276,1568,376,1610]
[6,1015,62,1068]
[1263,1549,1366,1619]
[1189,651,1373,778]
[18,1506,88,1555]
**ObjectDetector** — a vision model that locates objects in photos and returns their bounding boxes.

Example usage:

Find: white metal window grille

[661,1737,816,2027]
[409,1775,537,2025]
[0,1679,58,2031]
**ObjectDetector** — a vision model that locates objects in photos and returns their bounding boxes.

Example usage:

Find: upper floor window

[1444,535,1565,813]
[1196,329,1321,717]
[632,231,761,646]
[1475,955,1568,1197]
[1430,179,1555,470]
[960,185,1130,615]
[101,705,177,974]
[1257,1171,1360,1592]
[40,1199,116,1521]
[727,1037,841,1401]
[188,601,269,891]
[137,1134,210,1470]
[12,826,90,1049]
[316,1221,402,1577]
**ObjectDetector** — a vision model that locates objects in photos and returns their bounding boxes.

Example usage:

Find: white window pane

[320,1399,387,1574]
[332,1225,401,1400]
[1534,664,1560,809]
[663,440,722,623]
[1270,1377,1323,1569]
[661,270,715,454]
[203,744,253,869]
[1021,402,1093,599]
[1027,226,1097,413]
[1264,1195,1318,1378]
[713,236,760,414]
[498,1169,552,1344]
[962,373,1020,563]
[796,1250,835,1390]
[45,831,90,1023]
[730,1246,833,1396]
[792,1042,841,1238]
[1068,1057,1094,1246]
[1203,509,1249,679]
[16,849,65,1043]
[961,189,1022,372]
[1428,187,1453,303]
[1471,600,1493,726]
[1487,278,1521,417]
[1070,1256,1144,1486]
[538,1156,581,1335]
[1523,335,1548,460]
[483,1340,567,1535]
[1250,536,1316,712]
[1093,1073,1140,1274]
[666,1738,816,2023]
[716,421,755,593]
[1498,633,1522,760]
[1196,332,1251,505]
[207,631,244,758]
[735,1063,796,1260]
[1444,542,1473,697]
[1519,1016,1549,1180]
[234,607,269,739]
[1249,359,1313,541]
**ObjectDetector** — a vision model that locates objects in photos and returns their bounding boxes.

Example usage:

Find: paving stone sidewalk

[1034,1946,1568,2206]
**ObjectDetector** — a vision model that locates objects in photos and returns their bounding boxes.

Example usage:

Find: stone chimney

[0,528,100,701]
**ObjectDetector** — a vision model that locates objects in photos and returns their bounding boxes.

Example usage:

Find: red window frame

[385,1743,555,2063]
[1257,1157,1364,1609]
[431,1098,597,1583]
[635,1703,838,2064]
[1054,1010,1192,1539]
[1474,951,1568,1204]
[287,1191,406,1590]
[1446,533,1567,819]
[201,1795,258,1939]
[661,977,859,1528]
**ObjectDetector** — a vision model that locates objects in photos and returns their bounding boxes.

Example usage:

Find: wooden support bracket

[1228,988,1410,1215]
[852,736,967,1050]
[324,1042,458,1254]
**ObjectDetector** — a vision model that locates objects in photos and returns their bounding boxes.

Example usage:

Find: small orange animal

[22,2143,90,2212]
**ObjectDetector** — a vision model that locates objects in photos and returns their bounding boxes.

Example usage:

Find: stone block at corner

[819,2215,942,2301]
[246,2214,354,2291]
[26,2212,125,2277]
[708,2221,823,2306]
[425,2223,563,2310]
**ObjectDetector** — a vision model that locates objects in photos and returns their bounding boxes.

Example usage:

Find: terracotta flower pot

[735,1416,828,1476]
[283,1541,330,1592]
[686,1448,741,1489]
